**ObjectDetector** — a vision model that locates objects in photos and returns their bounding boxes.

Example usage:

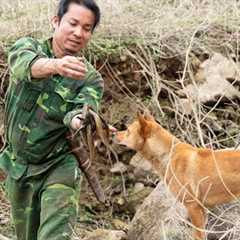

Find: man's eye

[69,21,77,26]
[84,27,92,32]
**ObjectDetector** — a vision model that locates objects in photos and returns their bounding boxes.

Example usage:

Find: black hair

[57,0,100,31]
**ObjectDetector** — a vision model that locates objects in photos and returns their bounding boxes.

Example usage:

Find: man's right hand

[71,114,84,130]
[54,56,86,80]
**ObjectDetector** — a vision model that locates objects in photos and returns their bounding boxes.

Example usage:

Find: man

[0,0,103,239]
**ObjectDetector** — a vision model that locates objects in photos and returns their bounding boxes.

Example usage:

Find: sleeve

[8,37,48,82]
[63,60,104,128]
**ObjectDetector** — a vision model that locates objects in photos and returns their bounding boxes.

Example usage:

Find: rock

[130,153,153,172]
[128,181,240,240]
[177,98,193,115]
[111,219,129,232]
[116,197,125,206]
[179,53,240,104]
[133,183,145,193]
[128,182,189,240]
[129,153,159,187]
[110,162,128,174]
[82,229,127,240]
[201,53,240,80]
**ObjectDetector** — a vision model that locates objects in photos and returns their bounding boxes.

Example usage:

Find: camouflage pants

[6,155,81,240]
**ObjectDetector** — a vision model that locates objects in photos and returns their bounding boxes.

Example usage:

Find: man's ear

[138,114,151,139]
[51,16,60,29]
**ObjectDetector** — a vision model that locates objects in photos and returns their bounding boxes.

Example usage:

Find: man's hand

[71,114,84,130]
[108,125,117,141]
[108,124,117,133]
[54,56,86,80]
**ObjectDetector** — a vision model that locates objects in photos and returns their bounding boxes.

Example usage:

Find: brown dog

[115,114,240,240]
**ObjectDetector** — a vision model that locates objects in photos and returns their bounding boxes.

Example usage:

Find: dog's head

[114,114,156,151]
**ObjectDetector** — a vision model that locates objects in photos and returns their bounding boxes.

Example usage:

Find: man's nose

[74,27,83,38]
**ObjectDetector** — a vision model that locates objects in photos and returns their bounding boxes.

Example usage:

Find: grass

[0,0,239,58]
[1,1,240,239]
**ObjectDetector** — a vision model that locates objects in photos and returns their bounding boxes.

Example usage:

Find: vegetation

[1,0,240,239]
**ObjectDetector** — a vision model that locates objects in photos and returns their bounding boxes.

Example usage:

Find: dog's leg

[186,203,206,240]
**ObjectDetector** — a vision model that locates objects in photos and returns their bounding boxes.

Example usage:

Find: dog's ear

[137,109,144,118]
[137,111,142,118]
[138,114,151,138]
[137,109,154,121]
[144,113,154,121]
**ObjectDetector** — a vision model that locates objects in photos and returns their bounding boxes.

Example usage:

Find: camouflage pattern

[6,154,81,240]
[0,37,104,179]
[0,37,104,239]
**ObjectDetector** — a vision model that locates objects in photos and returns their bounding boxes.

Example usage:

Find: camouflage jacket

[0,37,104,180]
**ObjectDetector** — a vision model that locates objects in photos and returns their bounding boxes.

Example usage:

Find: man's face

[52,3,95,55]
